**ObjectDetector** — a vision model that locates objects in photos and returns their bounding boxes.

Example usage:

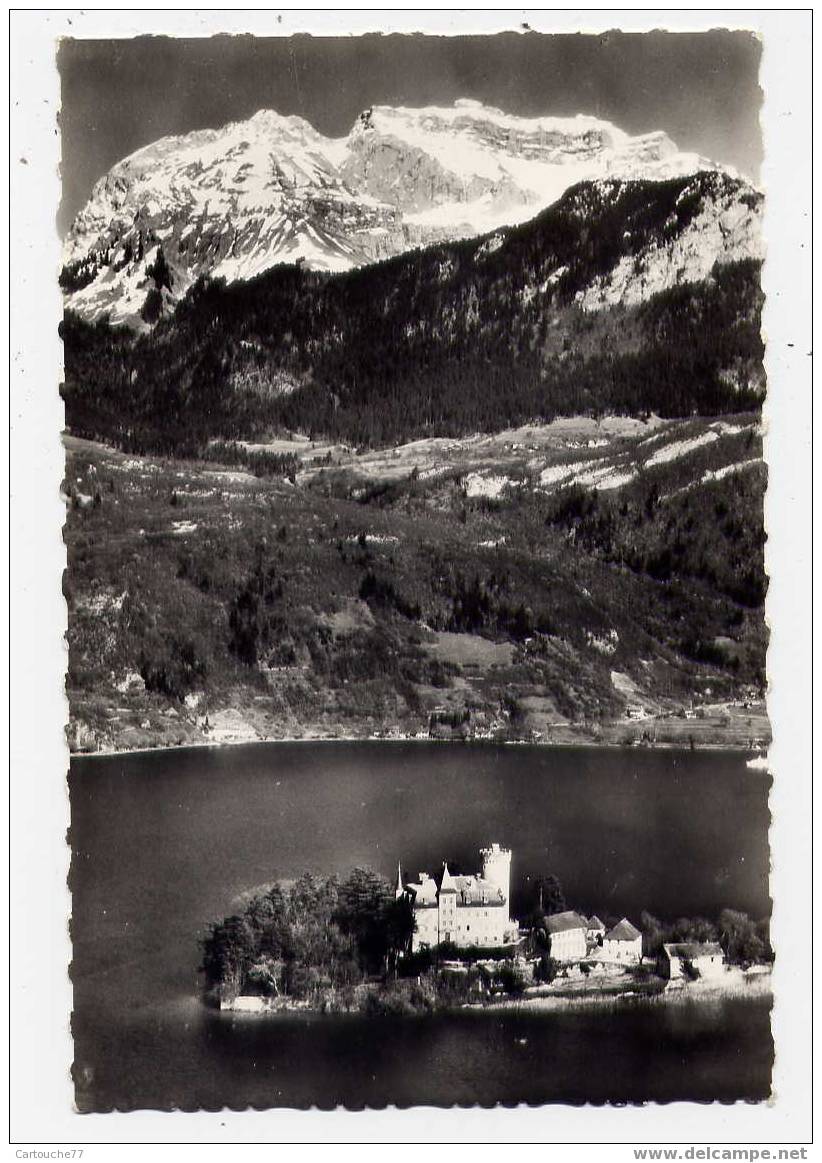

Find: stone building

[398,843,517,951]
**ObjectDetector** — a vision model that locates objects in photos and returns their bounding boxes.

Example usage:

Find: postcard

[9,9,812,1150]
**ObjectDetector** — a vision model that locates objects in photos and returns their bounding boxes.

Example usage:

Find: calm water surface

[69,742,772,1110]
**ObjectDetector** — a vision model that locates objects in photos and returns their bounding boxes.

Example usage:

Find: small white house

[659,941,725,981]
[595,918,643,964]
[544,911,588,962]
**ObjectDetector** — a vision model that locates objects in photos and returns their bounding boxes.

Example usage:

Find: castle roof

[438,862,458,894]
[605,918,642,942]
[404,853,509,910]
[544,910,587,935]
[452,874,506,907]
[405,871,438,907]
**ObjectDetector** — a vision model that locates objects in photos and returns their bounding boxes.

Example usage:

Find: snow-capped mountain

[62,98,735,325]
[63,169,765,458]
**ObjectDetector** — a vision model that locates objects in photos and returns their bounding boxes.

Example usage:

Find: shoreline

[480,968,773,1013]
[69,731,770,762]
[214,968,773,1018]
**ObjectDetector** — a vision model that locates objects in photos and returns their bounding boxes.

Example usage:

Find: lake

[69,741,772,1110]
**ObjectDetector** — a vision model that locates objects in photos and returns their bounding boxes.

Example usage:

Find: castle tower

[438,861,458,945]
[439,861,457,894]
[480,842,512,903]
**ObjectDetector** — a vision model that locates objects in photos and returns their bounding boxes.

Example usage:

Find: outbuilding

[659,941,725,981]
[544,910,588,962]
[596,918,643,964]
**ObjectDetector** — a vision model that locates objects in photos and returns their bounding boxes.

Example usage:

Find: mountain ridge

[61,99,735,326]
[62,171,764,454]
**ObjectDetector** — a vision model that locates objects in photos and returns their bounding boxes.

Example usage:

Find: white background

[7,7,814,1153]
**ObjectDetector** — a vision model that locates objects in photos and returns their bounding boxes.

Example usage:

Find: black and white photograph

[8,8,813,1147]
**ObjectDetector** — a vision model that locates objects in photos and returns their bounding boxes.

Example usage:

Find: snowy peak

[350,100,633,172]
[98,108,337,191]
[62,99,738,325]
[340,101,717,234]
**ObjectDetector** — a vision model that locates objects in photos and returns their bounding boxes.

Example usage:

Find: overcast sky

[58,30,762,234]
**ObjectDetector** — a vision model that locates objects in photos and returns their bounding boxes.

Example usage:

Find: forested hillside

[64,411,769,754]
[61,171,769,754]
[61,173,764,454]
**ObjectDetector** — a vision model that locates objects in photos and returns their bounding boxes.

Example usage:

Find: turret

[439,861,457,894]
[480,842,511,902]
